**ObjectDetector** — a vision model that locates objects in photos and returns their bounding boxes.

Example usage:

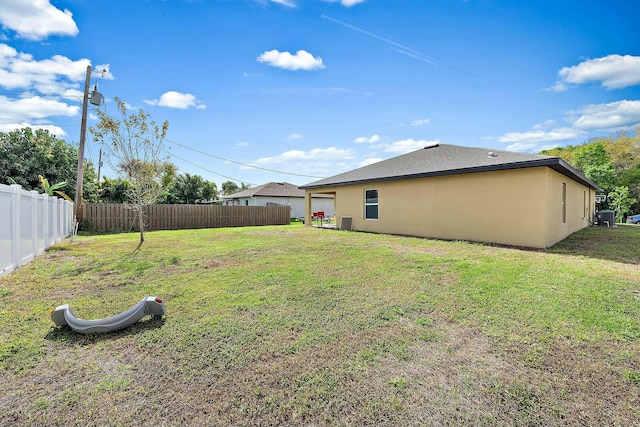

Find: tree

[604,128,640,174]
[172,173,218,203]
[221,180,250,196]
[0,127,98,201]
[572,142,616,194]
[174,173,202,204]
[221,181,239,196]
[608,186,635,223]
[200,180,218,202]
[38,175,72,201]
[90,98,169,249]
[98,177,132,203]
[156,162,179,204]
[539,129,640,212]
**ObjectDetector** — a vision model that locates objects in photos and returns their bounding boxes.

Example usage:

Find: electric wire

[165,137,326,179]
[3,97,327,182]
[160,147,257,186]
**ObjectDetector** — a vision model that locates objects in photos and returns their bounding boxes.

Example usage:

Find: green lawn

[1,224,639,426]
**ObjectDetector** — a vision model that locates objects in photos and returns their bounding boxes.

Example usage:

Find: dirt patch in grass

[5,318,638,426]
[2,226,640,426]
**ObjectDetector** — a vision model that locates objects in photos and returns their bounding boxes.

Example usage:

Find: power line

[165,137,326,179]
[4,96,326,180]
[160,147,256,186]
[48,104,328,183]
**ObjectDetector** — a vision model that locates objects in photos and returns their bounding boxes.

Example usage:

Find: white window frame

[561,182,567,224]
[364,189,378,220]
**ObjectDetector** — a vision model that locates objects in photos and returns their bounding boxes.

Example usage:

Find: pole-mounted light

[74,66,105,227]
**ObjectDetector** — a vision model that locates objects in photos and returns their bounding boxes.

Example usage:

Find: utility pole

[74,65,92,226]
[74,66,105,227]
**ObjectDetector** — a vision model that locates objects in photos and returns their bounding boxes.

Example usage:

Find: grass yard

[1,224,639,426]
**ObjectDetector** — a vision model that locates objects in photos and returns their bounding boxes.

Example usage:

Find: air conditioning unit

[595,210,615,227]
[340,216,353,231]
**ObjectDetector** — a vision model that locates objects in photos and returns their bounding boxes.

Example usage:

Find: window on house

[365,189,378,220]
[562,183,566,223]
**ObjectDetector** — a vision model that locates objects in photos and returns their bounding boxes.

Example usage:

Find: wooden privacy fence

[83,204,291,233]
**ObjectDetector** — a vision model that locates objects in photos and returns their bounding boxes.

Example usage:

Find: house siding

[307,166,593,248]
[224,195,334,219]
[543,167,594,247]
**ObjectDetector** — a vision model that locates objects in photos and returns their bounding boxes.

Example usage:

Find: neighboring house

[220,182,334,219]
[300,143,598,249]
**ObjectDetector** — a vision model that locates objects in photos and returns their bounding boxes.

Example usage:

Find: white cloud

[0,95,78,122]
[270,0,296,6]
[256,147,355,163]
[495,100,640,152]
[531,119,556,130]
[145,91,206,110]
[497,127,583,144]
[538,144,561,152]
[354,134,380,144]
[257,49,325,71]
[358,157,383,167]
[0,0,79,40]
[569,100,640,130]
[0,122,66,137]
[384,138,439,154]
[252,0,296,8]
[0,95,77,136]
[505,142,539,153]
[0,43,91,95]
[410,118,430,127]
[286,133,303,140]
[551,54,640,91]
[252,147,357,179]
[323,0,367,7]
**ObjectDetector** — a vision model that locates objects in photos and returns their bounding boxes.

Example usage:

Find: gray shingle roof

[300,144,598,190]
[221,182,304,199]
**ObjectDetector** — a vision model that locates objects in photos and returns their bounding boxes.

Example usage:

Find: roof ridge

[301,144,595,190]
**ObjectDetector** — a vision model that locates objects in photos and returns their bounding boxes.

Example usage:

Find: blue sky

[1,0,639,187]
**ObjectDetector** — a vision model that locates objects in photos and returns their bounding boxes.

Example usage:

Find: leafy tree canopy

[539,127,640,215]
[98,177,132,204]
[171,172,218,204]
[0,127,98,201]
[221,180,250,196]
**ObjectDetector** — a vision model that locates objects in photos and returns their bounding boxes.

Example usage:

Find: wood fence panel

[82,204,291,233]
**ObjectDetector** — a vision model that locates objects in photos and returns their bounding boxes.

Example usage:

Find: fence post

[44,192,51,249]
[36,192,47,254]
[10,184,21,271]
[56,197,62,243]
[30,190,38,259]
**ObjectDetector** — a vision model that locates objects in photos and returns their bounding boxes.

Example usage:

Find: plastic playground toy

[50,296,167,334]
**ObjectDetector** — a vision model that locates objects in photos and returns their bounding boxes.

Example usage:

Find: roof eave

[301,158,599,191]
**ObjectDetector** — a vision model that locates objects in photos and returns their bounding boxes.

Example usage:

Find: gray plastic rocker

[50,296,167,334]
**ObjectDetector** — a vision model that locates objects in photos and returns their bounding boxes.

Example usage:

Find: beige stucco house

[300,144,598,249]
[220,182,334,219]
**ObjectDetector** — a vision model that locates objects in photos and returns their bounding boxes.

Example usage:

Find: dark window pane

[366,205,378,219]
[365,189,378,204]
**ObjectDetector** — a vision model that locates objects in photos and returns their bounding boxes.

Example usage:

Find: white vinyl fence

[1,184,74,277]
